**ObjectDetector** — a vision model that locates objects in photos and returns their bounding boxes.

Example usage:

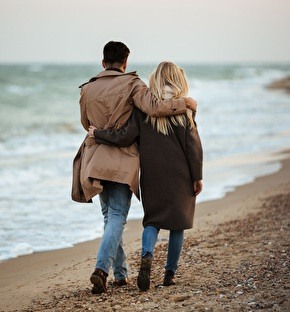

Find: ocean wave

[5,85,29,95]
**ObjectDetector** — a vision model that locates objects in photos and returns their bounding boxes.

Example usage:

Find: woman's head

[149,61,189,100]
[146,62,194,135]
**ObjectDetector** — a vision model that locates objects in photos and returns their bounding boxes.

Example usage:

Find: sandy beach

[1,150,290,312]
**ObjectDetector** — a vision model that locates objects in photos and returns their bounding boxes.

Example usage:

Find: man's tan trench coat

[71,69,187,203]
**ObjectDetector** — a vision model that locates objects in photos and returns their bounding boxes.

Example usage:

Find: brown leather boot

[90,268,108,294]
[112,277,129,287]
[137,254,152,291]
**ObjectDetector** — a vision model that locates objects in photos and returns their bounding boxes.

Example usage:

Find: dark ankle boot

[137,253,152,291]
[90,268,108,294]
[163,270,175,286]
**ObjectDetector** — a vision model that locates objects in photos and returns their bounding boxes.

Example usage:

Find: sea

[0,62,290,261]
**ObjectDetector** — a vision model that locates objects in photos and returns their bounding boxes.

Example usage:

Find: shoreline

[1,149,290,311]
[0,148,288,266]
[1,147,288,264]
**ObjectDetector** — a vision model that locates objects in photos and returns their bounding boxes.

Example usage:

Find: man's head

[102,41,130,72]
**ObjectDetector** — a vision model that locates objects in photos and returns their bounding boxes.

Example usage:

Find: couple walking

[72,41,203,294]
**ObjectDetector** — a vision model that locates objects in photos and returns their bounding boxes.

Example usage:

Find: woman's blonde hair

[146,61,195,135]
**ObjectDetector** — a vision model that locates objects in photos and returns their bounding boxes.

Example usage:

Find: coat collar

[79,70,137,88]
[105,67,123,73]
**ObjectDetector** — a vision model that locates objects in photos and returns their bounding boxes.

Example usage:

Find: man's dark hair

[103,41,130,64]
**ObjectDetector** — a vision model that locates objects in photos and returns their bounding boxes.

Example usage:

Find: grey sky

[0,0,289,64]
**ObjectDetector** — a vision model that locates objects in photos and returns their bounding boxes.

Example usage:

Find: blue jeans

[96,181,132,280]
[141,225,184,273]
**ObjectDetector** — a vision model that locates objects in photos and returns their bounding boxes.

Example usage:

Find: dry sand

[1,151,290,312]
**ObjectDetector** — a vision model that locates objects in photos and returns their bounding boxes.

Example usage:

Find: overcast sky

[0,0,289,64]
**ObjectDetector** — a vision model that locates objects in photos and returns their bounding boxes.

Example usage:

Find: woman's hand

[193,180,203,196]
[88,125,97,138]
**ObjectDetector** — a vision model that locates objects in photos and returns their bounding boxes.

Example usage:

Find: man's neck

[103,60,126,73]
[105,67,124,73]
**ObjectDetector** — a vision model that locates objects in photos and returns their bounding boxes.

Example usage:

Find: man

[72,41,196,294]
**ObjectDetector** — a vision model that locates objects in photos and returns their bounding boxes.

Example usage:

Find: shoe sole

[163,281,176,286]
[90,274,106,294]
[137,270,150,291]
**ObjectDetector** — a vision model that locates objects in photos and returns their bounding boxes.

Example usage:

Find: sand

[1,150,290,312]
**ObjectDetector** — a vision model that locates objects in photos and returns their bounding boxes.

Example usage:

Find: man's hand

[193,180,203,196]
[185,97,197,111]
[88,125,97,138]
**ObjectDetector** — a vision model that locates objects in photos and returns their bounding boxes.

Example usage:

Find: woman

[88,61,203,291]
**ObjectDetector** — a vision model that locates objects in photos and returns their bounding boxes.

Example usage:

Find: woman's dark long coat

[94,108,203,230]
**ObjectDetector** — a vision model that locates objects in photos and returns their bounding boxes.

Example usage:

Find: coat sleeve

[80,87,90,131]
[185,118,203,182]
[131,78,187,117]
[94,108,140,147]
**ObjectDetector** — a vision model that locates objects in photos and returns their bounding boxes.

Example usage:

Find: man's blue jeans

[141,225,184,273]
[96,181,132,280]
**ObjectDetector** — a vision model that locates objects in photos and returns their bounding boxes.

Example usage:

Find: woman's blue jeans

[96,181,132,280]
[141,225,184,273]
